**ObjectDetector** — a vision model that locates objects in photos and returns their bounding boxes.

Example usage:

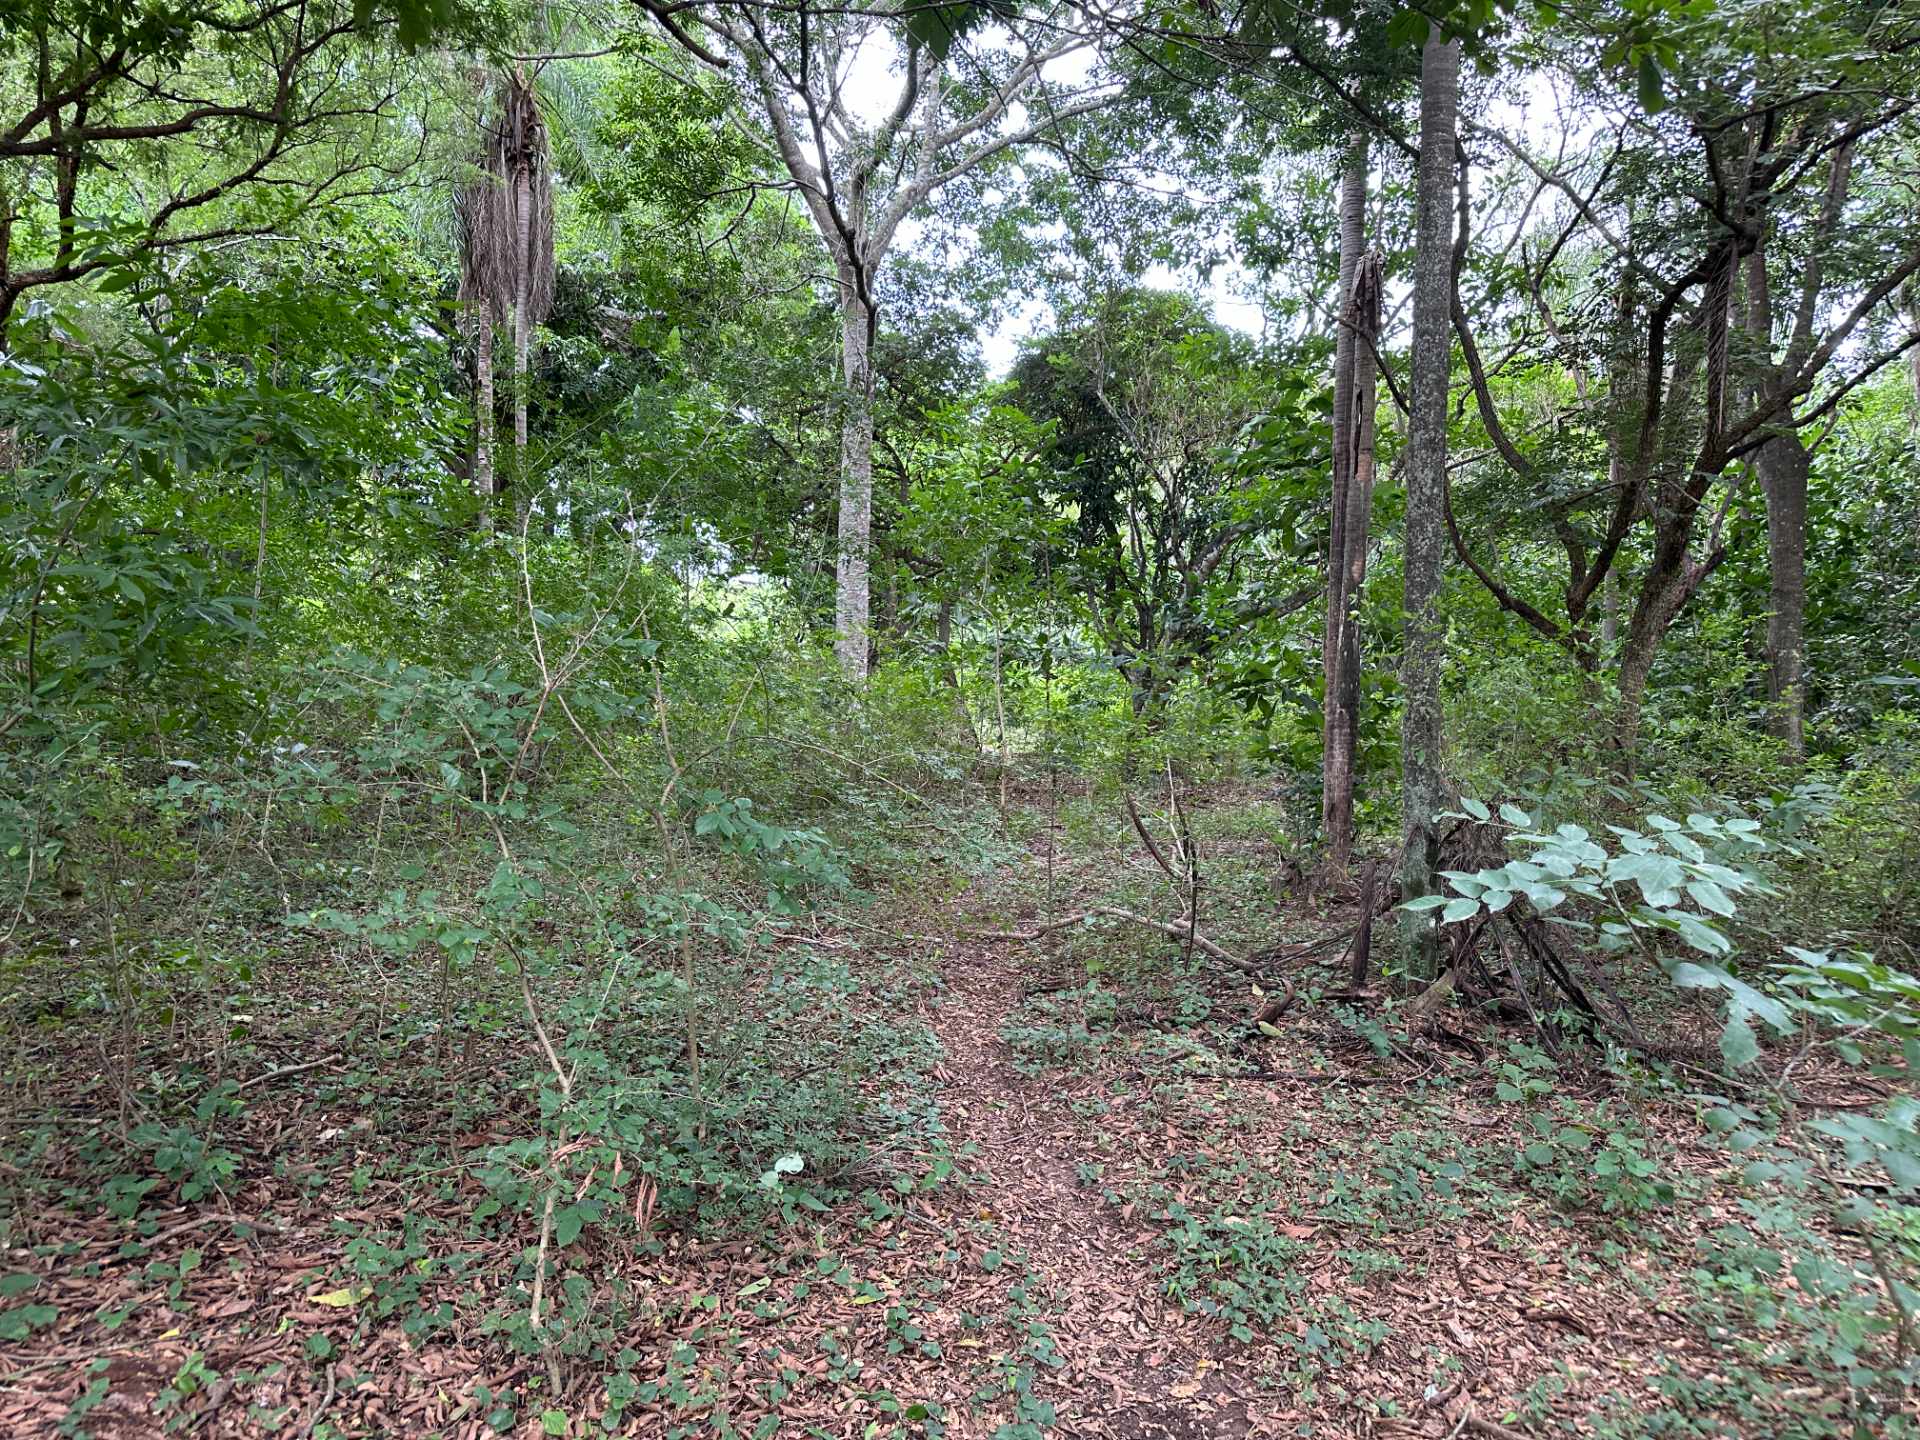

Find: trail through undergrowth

[926,934,1251,1439]
[1,796,1910,1440]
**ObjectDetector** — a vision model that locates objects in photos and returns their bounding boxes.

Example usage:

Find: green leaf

[1668,961,1791,1033]
[1399,894,1448,912]
[903,2,988,60]
[1720,1010,1759,1069]
[1498,804,1531,827]
[1459,797,1491,821]
[1638,54,1668,114]
[0,1304,58,1340]
[541,1410,568,1436]
[1440,897,1481,923]
[553,1206,585,1248]
[1686,880,1736,917]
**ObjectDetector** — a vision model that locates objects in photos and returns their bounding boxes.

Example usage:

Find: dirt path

[926,939,1262,1440]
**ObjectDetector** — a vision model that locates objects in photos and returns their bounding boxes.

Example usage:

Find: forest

[2,0,1918,1436]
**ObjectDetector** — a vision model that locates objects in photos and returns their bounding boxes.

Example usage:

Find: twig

[528,1183,557,1340]
[136,1213,293,1250]
[299,1364,337,1440]
[235,1053,343,1092]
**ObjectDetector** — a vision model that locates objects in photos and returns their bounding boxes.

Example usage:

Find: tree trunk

[1910,295,1920,426]
[1325,265,1381,867]
[1758,431,1810,756]
[836,291,876,681]
[1322,133,1369,866]
[937,599,979,750]
[514,165,531,476]
[474,295,495,522]
[1400,32,1460,978]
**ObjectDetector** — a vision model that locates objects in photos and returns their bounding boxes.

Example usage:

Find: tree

[1400,30,1460,971]
[662,1,1116,679]
[1439,3,1920,754]
[455,66,555,514]
[0,0,425,338]
[1013,288,1317,728]
[1322,133,1377,867]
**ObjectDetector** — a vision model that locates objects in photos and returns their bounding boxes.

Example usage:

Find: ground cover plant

[4,0,1920,1436]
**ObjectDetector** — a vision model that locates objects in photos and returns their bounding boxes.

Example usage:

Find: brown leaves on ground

[0,806,1908,1438]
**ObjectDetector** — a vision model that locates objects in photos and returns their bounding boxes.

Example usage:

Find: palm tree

[455,66,554,518]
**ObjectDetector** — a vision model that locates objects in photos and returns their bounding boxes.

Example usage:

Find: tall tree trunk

[1400,32,1460,977]
[836,291,875,681]
[1322,133,1369,866]
[1745,244,1810,757]
[474,296,495,522]
[1909,294,1920,426]
[1758,432,1809,755]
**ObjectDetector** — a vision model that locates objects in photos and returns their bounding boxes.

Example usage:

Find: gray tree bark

[836,294,876,679]
[1745,144,1849,759]
[1400,32,1460,976]
[1322,133,1369,866]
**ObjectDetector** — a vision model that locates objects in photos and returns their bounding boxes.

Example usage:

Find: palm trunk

[835,292,876,681]
[1400,32,1461,978]
[514,163,532,516]
[1322,133,1369,866]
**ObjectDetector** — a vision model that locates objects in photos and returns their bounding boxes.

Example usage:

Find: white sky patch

[832,32,1299,374]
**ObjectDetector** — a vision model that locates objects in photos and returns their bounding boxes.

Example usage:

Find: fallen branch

[977,905,1249,972]
[236,1053,343,1092]
[1463,1413,1536,1440]
[136,1213,294,1250]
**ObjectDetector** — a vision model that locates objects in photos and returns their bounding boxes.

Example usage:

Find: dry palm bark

[456,68,553,517]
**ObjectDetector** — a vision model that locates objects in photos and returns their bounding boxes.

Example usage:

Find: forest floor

[0,787,1911,1438]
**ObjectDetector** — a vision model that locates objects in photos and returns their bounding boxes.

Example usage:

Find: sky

[833,26,1586,376]
[837,29,1269,376]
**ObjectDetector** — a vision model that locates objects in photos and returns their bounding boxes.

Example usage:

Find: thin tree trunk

[1322,134,1369,866]
[1400,32,1460,979]
[474,296,495,523]
[937,598,979,750]
[1758,431,1809,755]
[1910,296,1920,426]
[836,292,875,681]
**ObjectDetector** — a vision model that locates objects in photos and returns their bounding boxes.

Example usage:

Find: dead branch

[1124,792,1177,881]
[977,906,1250,973]
[235,1053,343,1092]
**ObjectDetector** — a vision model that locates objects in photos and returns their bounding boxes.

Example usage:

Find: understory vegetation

[3,0,1919,1437]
